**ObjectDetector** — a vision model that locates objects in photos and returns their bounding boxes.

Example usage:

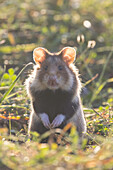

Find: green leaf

[3,73,9,79]
[42,27,48,34]
[8,68,14,76]
[1,82,5,86]
[99,106,103,111]
[11,75,17,81]
[105,105,109,110]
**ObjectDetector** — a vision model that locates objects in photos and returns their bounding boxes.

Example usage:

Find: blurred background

[0,0,113,107]
[0,2,113,169]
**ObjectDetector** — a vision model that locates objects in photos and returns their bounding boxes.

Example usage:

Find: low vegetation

[0,0,113,169]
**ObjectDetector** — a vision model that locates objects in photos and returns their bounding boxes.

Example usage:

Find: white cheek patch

[61,66,74,91]
[33,69,47,91]
[43,74,49,83]
[31,78,46,91]
[27,68,47,94]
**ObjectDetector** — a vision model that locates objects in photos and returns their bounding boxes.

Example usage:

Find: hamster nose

[49,75,57,81]
[48,75,58,87]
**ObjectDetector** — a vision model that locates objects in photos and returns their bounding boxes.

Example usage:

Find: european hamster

[26,47,86,142]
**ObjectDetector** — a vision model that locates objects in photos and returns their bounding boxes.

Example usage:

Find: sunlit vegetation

[0,0,113,169]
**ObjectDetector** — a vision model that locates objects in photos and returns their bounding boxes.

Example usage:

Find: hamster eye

[58,65,63,71]
[44,65,48,70]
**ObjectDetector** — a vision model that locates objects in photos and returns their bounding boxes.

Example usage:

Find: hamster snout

[48,75,58,87]
[44,72,61,90]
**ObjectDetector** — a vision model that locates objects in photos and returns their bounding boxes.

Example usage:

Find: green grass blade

[0,62,34,104]
[90,77,113,103]
[98,51,113,85]
[90,51,113,104]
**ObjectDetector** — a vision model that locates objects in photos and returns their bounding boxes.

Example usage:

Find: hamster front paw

[51,114,65,128]
[39,113,51,129]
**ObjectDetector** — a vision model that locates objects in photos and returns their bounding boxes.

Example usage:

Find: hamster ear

[33,47,46,64]
[61,47,76,64]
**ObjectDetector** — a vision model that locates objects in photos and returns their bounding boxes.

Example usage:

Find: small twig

[83,73,98,87]
[86,133,100,145]
[91,107,104,118]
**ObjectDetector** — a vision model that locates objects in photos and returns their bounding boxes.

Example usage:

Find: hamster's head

[33,47,76,91]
